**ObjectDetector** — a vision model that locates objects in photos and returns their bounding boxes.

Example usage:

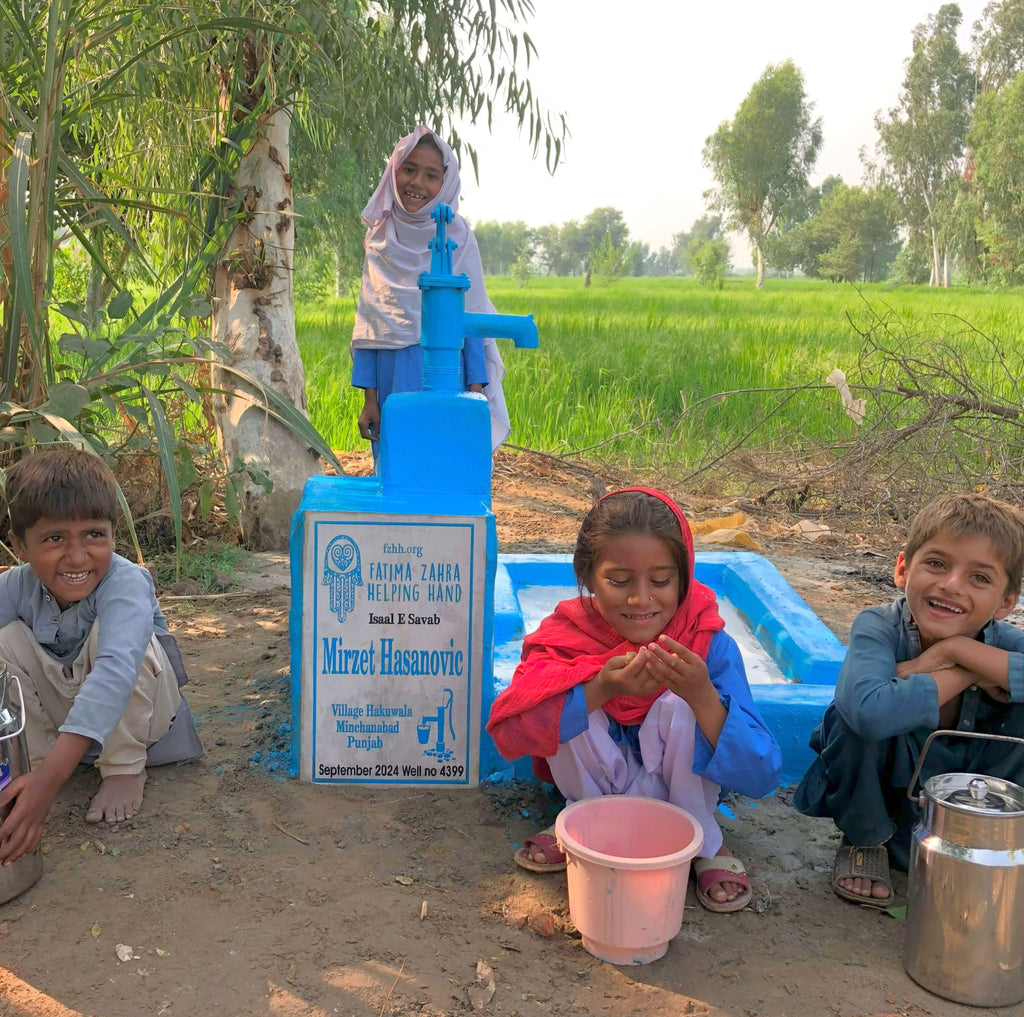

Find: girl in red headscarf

[487,489,781,912]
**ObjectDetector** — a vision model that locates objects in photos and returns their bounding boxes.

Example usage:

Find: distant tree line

[471,208,729,283]
[472,207,648,282]
[469,1,1024,289]
[704,1,1024,287]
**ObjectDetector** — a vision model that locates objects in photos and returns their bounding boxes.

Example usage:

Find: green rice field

[297,276,1024,477]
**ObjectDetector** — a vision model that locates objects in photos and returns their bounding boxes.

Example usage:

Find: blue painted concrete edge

[483,552,847,787]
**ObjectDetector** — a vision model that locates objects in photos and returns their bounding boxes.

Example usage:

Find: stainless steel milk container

[902,730,1024,1007]
[0,666,44,904]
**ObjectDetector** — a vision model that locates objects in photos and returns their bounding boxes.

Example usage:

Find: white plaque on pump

[299,512,485,785]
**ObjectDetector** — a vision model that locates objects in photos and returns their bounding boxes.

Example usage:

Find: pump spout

[462,312,539,349]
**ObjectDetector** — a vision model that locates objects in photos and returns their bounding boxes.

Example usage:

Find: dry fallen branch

[272,822,310,846]
[895,386,1020,420]
[662,308,1024,521]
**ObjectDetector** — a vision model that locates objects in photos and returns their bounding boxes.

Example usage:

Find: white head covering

[351,126,509,449]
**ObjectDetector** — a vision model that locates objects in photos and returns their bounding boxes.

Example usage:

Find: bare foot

[702,846,747,904]
[86,772,147,824]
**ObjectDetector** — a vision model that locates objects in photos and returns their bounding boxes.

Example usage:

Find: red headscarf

[486,488,724,773]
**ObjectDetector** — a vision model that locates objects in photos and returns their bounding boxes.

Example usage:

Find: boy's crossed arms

[897,636,1013,706]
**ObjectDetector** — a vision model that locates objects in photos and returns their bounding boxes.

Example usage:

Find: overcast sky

[455,0,990,255]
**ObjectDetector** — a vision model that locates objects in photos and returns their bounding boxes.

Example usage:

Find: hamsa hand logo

[322,535,362,622]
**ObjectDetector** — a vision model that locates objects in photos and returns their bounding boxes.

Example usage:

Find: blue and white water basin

[485,552,847,786]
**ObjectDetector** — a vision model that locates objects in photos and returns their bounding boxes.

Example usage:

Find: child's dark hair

[904,492,1024,592]
[4,449,119,538]
[573,491,689,601]
[415,134,444,161]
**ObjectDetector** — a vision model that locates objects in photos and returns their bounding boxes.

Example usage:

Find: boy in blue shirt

[0,449,203,864]
[795,492,1024,904]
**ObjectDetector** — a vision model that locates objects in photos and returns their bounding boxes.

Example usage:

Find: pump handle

[429,204,456,275]
[907,729,1024,803]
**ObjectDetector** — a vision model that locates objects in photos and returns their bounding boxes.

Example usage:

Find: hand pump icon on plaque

[418,689,455,762]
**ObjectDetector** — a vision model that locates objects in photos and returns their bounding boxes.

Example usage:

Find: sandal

[832,841,893,908]
[693,855,752,913]
[513,827,566,873]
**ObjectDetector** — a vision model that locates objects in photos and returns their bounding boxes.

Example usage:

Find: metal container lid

[925,772,1024,815]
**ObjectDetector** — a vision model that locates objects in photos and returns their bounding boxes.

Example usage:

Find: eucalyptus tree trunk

[754,243,766,289]
[210,102,320,550]
[930,226,941,287]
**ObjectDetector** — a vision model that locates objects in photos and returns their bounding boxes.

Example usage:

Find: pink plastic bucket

[555,796,705,965]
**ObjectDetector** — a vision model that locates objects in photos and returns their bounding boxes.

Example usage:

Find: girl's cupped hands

[643,634,712,702]
[595,648,663,699]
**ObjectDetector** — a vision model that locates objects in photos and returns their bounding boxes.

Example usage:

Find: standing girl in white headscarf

[350,126,510,466]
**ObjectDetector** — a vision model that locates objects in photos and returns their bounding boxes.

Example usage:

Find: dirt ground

[2,451,1022,1017]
